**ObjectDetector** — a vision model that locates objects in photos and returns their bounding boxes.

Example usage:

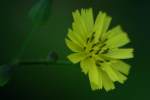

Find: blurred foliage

[0,0,53,87]
[0,65,12,86]
[28,0,53,28]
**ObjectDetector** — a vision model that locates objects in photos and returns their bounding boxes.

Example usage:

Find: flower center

[84,33,109,57]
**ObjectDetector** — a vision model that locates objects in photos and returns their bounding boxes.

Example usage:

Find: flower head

[65,8,134,91]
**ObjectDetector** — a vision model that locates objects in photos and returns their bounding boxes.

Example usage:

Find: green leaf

[0,65,12,86]
[28,0,52,27]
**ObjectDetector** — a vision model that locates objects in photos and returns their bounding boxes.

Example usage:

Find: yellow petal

[101,63,119,82]
[101,70,115,91]
[67,28,85,47]
[106,27,130,48]
[81,8,94,36]
[97,68,103,89]
[111,60,131,75]
[90,68,103,90]
[94,12,111,42]
[104,48,134,59]
[90,82,99,91]
[88,59,99,87]
[104,25,122,39]
[82,58,103,90]
[72,10,88,38]
[112,68,127,84]
[89,69,103,91]
[104,16,112,33]
[67,52,86,64]
[65,38,83,52]
[80,57,92,75]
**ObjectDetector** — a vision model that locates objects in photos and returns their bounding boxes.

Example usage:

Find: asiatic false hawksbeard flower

[65,8,134,91]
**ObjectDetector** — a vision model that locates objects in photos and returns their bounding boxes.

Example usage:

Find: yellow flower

[65,8,134,91]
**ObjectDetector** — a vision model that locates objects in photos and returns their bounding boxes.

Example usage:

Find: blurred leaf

[0,65,12,86]
[28,0,53,27]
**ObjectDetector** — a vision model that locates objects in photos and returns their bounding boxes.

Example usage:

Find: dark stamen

[86,37,90,43]
[95,49,101,55]
[96,63,101,67]
[89,49,94,53]
[101,48,109,54]
[96,60,104,67]
[100,43,106,48]
[83,47,86,50]
[103,38,108,43]
[92,43,98,48]
[98,60,104,63]
[90,32,95,42]
[89,56,92,58]
[105,59,109,62]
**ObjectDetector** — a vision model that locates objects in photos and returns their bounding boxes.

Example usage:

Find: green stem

[18,60,71,65]
[12,24,40,65]
[15,27,37,60]
[12,59,72,66]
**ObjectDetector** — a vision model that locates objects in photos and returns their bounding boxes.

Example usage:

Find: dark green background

[0,0,149,99]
